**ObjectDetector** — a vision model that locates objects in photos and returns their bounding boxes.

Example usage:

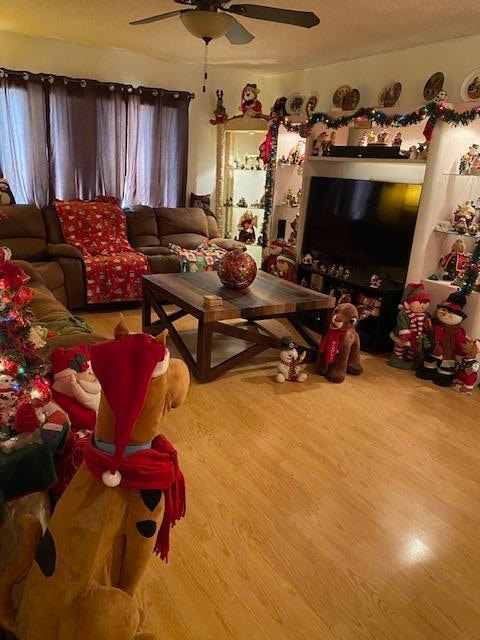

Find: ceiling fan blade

[225,5,319,28]
[225,17,255,44]
[173,0,199,4]
[130,9,190,26]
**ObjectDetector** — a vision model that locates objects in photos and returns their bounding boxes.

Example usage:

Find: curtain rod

[0,68,194,100]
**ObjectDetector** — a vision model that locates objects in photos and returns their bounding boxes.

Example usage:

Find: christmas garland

[282,101,480,132]
[261,120,279,248]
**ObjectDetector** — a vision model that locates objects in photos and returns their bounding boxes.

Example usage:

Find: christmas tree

[0,244,49,435]
[454,237,480,295]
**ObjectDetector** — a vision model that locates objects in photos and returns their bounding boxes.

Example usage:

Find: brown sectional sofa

[0,204,242,310]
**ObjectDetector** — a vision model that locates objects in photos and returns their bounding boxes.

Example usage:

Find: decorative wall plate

[341,88,360,111]
[423,72,444,101]
[332,85,351,108]
[378,82,402,107]
[305,92,319,116]
[461,69,480,101]
[285,93,306,116]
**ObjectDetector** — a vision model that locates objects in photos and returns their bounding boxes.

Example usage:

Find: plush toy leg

[415,352,438,380]
[119,491,165,595]
[326,334,354,383]
[433,360,456,387]
[315,352,329,376]
[58,586,141,640]
[346,333,363,376]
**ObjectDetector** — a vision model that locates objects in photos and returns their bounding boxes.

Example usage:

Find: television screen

[303,177,422,280]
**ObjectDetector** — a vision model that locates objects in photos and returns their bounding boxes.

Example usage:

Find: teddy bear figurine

[276,337,307,383]
[316,303,363,383]
[452,338,480,394]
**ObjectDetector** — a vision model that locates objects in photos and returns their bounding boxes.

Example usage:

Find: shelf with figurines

[425,234,480,294]
[224,196,265,210]
[228,154,266,172]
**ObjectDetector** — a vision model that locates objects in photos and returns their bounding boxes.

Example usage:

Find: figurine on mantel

[451,201,476,234]
[376,131,390,145]
[367,130,377,145]
[439,238,469,281]
[312,131,328,156]
[459,144,480,175]
[357,131,369,147]
[392,132,402,147]
[237,197,248,208]
[236,210,258,245]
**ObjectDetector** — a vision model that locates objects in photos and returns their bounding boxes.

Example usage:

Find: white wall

[260,34,480,112]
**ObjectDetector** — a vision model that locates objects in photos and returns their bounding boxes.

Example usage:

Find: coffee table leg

[196,320,213,383]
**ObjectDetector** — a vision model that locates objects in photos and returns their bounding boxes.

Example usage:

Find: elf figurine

[440,238,469,281]
[452,339,480,395]
[416,291,467,386]
[389,283,431,369]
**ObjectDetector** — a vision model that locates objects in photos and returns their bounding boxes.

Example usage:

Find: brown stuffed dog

[0,319,190,640]
[316,303,363,383]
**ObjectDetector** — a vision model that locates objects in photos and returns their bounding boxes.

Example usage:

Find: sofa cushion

[207,214,220,239]
[146,253,182,274]
[31,282,73,323]
[124,207,160,248]
[160,233,209,250]
[0,205,48,261]
[135,246,174,256]
[155,207,209,239]
[43,206,65,243]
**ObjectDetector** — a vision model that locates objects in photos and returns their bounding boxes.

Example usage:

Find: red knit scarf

[85,434,185,561]
[320,328,348,364]
[405,309,426,349]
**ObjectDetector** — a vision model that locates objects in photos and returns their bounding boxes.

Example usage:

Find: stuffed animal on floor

[0,320,190,640]
[276,338,307,382]
[316,303,363,383]
[452,338,480,395]
[415,291,467,386]
[389,283,431,369]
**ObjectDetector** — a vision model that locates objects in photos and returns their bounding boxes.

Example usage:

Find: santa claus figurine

[440,238,468,281]
[389,283,431,369]
[416,291,467,386]
[51,345,101,430]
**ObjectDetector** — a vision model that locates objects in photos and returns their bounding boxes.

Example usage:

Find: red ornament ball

[217,248,257,290]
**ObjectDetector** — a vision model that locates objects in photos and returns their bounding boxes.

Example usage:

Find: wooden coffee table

[142,271,335,383]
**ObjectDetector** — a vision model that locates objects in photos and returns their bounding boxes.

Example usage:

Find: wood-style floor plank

[82,308,480,640]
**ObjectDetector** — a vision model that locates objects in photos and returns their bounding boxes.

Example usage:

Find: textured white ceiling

[1,1,480,71]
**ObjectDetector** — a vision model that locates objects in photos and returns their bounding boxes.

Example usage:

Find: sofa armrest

[47,243,83,259]
[211,238,246,251]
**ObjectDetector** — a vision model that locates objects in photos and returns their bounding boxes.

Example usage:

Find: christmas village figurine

[240,83,262,116]
[302,252,313,265]
[276,337,307,383]
[236,210,258,245]
[369,274,382,288]
[358,131,369,147]
[316,303,363,383]
[224,196,233,207]
[209,89,228,125]
[451,201,476,234]
[451,338,480,394]
[439,238,469,281]
[416,291,467,386]
[392,132,402,147]
[288,216,298,245]
[237,197,248,208]
[312,131,328,156]
[377,131,390,145]
[367,130,378,145]
[389,283,431,369]
[459,143,480,175]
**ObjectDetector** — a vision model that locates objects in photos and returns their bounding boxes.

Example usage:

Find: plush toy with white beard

[51,345,101,430]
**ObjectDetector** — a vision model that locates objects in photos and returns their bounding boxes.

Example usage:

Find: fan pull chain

[202,37,211,94]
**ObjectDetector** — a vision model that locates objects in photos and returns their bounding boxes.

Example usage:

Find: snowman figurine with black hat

[415,291,467,386]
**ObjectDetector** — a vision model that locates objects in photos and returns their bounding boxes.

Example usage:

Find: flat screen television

[303,177,422,282]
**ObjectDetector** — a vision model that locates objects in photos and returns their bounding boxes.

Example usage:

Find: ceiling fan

[130,1,320,45]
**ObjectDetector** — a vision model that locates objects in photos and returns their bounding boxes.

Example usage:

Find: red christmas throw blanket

[55,197,150,304]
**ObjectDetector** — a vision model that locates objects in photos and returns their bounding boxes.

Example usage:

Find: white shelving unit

[269,124,305,246]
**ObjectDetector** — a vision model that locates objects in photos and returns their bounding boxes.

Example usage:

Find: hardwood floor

[83,308,480,640]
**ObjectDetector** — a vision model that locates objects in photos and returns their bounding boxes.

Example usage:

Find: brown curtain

[124,90,189,208]
[0,69,191,208]
[0,72,49,207]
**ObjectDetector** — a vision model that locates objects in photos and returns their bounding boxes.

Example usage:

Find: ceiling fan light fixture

[180,10,235,40]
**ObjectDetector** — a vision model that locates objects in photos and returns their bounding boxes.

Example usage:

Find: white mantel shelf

[306,156,427,165]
